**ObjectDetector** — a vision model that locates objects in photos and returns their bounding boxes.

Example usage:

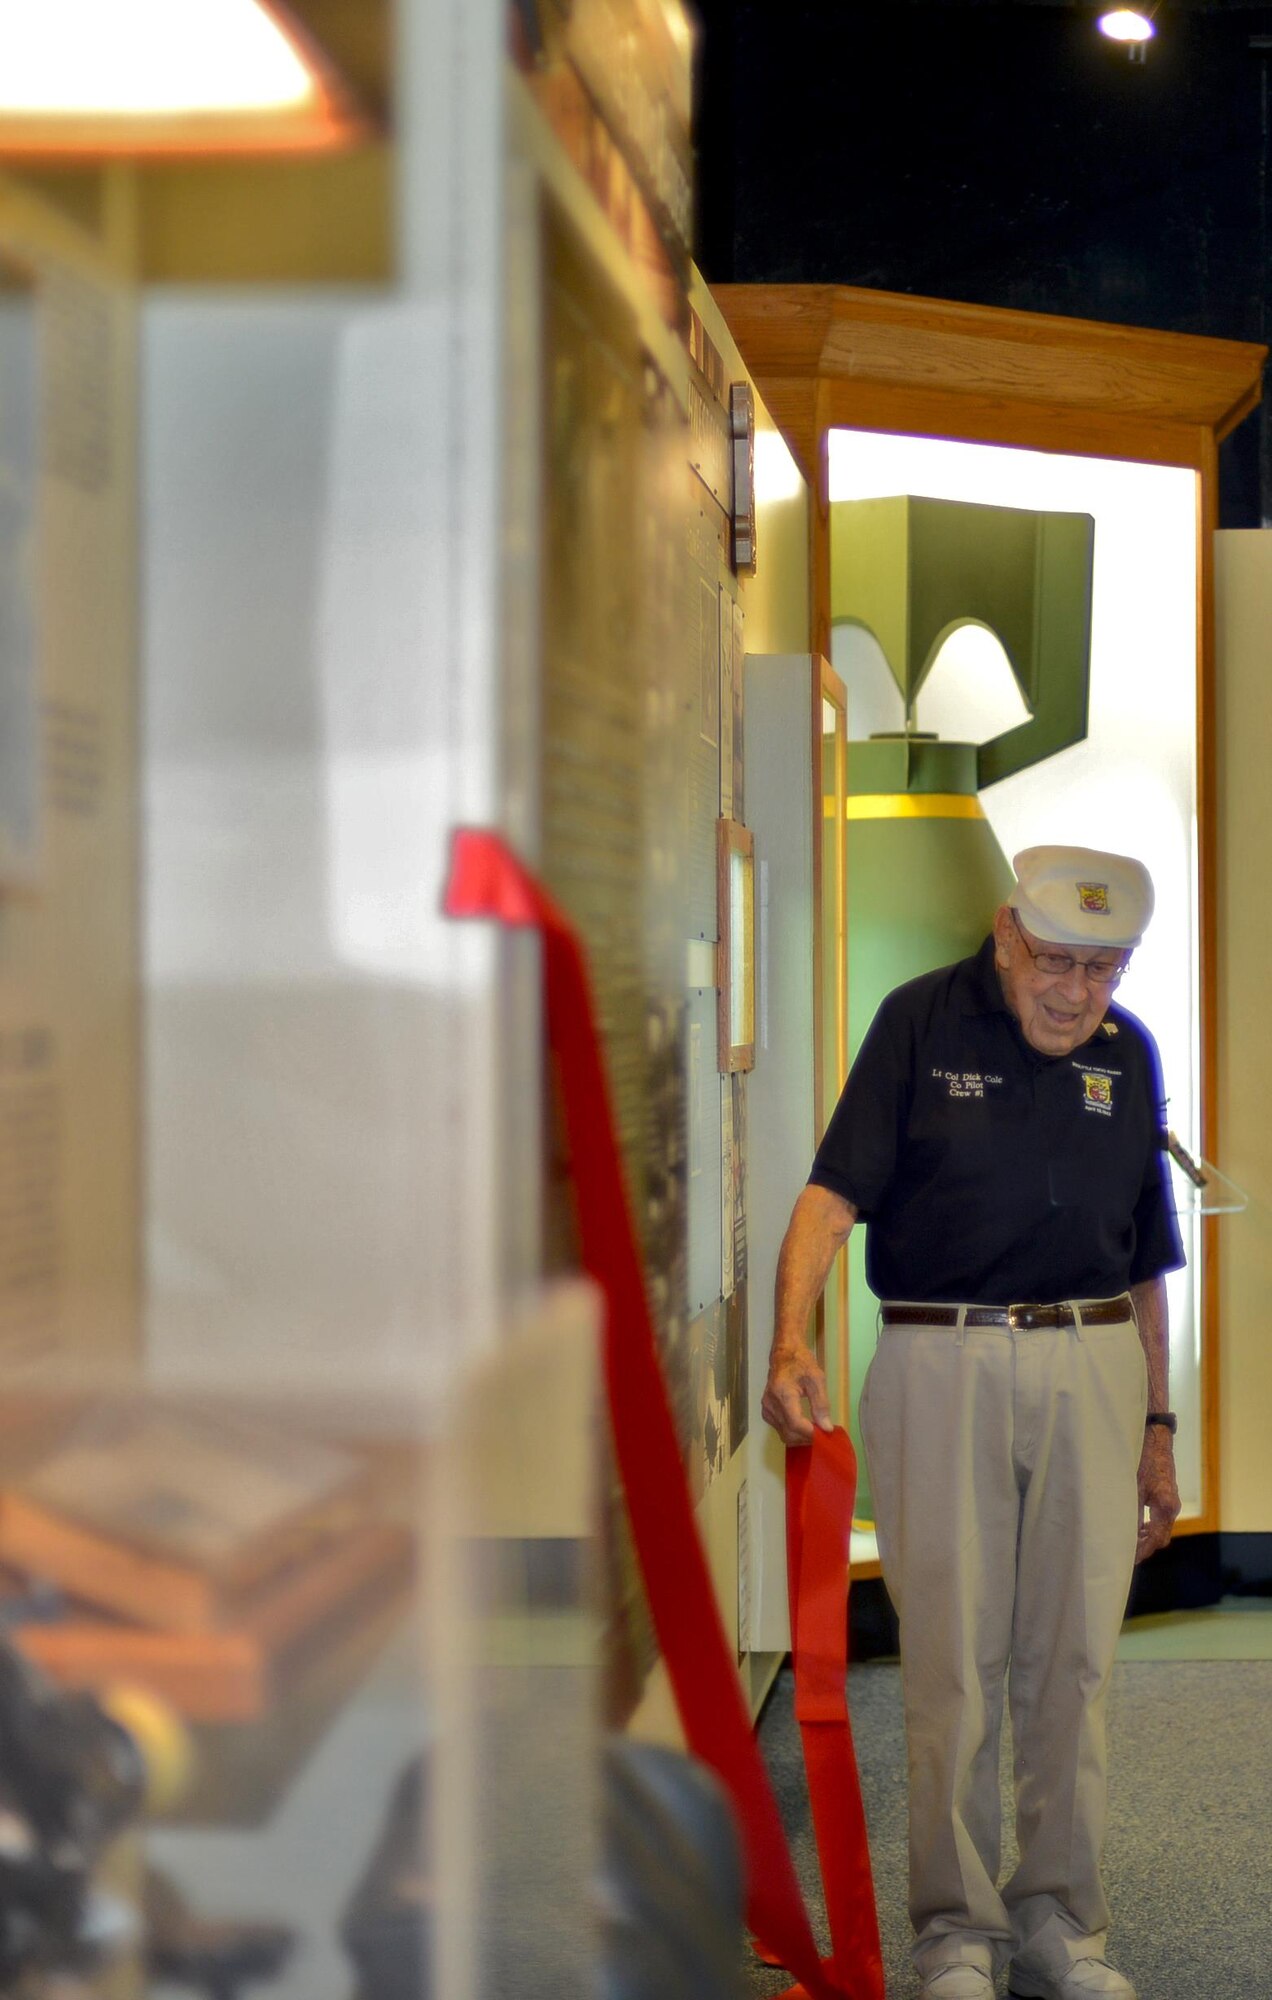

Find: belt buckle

[1007,1302,1069,1331]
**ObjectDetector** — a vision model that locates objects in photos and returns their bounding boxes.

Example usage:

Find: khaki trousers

[858,1307,1147,1981]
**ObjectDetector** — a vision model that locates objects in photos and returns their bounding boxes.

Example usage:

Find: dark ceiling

[692,0,1272,518]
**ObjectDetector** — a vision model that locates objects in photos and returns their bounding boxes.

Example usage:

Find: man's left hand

[1136,1426,1181,1563]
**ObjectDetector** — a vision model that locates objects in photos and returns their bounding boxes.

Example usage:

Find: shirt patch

[931,1068,1004,1101]
[1076,881,1110,914]
[1079,1066,1118,1116]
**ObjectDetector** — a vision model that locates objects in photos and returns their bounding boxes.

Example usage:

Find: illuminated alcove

[829,428,1204,1517]
[716,281,1267,1556]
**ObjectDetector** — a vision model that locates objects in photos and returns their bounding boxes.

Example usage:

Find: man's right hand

[762,1186,855,1446]
[761,1339,834,1446]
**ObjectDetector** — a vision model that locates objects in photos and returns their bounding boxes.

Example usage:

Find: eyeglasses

[1010,909,1129,987]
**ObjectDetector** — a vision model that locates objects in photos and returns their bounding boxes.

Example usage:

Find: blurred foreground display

[0,0,812,1993]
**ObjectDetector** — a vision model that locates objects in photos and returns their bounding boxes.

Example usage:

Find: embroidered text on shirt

[931,1069,1005,1101]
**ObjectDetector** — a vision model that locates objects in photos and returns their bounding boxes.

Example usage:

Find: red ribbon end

[443,827,541,927]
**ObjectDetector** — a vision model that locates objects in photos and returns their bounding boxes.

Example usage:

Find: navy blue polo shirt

[809,936,1185,1305]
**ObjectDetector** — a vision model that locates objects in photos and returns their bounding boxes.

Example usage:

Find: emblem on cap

[1076,882,1110,913]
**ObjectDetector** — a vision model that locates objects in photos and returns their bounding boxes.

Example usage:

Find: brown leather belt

[879,1294,1133,1332]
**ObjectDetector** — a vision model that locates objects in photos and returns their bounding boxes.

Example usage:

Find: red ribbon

[444,828,883,2000]
[785,1433,885,1995]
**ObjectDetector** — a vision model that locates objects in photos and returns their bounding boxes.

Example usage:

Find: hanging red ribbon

[444,827,884,2000]
[785,1430,885,1995]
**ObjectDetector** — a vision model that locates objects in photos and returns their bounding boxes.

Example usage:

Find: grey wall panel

[685,985,724,1317]
[743,653,817,1651]
[686,488,724,941]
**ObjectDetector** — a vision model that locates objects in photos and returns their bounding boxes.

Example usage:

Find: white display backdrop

[829,429,1203,1514]
[142,291,487,1411]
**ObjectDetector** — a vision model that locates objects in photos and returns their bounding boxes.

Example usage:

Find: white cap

[1010,845,1155,948]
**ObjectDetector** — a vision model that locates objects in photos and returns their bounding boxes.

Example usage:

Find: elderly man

[762,846,1183,2000]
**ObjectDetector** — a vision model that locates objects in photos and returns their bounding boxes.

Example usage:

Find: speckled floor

[749,1605,1272,1999]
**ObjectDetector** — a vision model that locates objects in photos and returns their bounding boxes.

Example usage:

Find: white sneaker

[1009,1959,1136,2000]
[921,1967,995,1999]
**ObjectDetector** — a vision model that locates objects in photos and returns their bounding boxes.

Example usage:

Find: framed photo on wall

[717,817,755,1073]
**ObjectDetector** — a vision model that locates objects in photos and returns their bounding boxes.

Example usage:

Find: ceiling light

[0,0,364,156]
[1098,9,1155,45]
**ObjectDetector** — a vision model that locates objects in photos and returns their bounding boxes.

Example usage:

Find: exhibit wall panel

[0,173,140,1370]
[534,206,692,1715]
[1215,529,1272,1533]
[744,654,818,1657]
[695,282,812,1717]
[626,281,811,1737]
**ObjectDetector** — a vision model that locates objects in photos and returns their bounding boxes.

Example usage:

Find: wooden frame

[717,816,755,1073]
[716,281,1268,1538]
[813,657,849,1426]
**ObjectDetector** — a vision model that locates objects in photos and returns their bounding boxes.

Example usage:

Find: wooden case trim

[713,283,1266,439]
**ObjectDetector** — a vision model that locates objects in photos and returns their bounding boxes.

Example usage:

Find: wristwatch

[1145,1411,1178,1435]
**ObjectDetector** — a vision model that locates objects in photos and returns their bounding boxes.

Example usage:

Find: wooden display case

[717,283,1269,1537]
